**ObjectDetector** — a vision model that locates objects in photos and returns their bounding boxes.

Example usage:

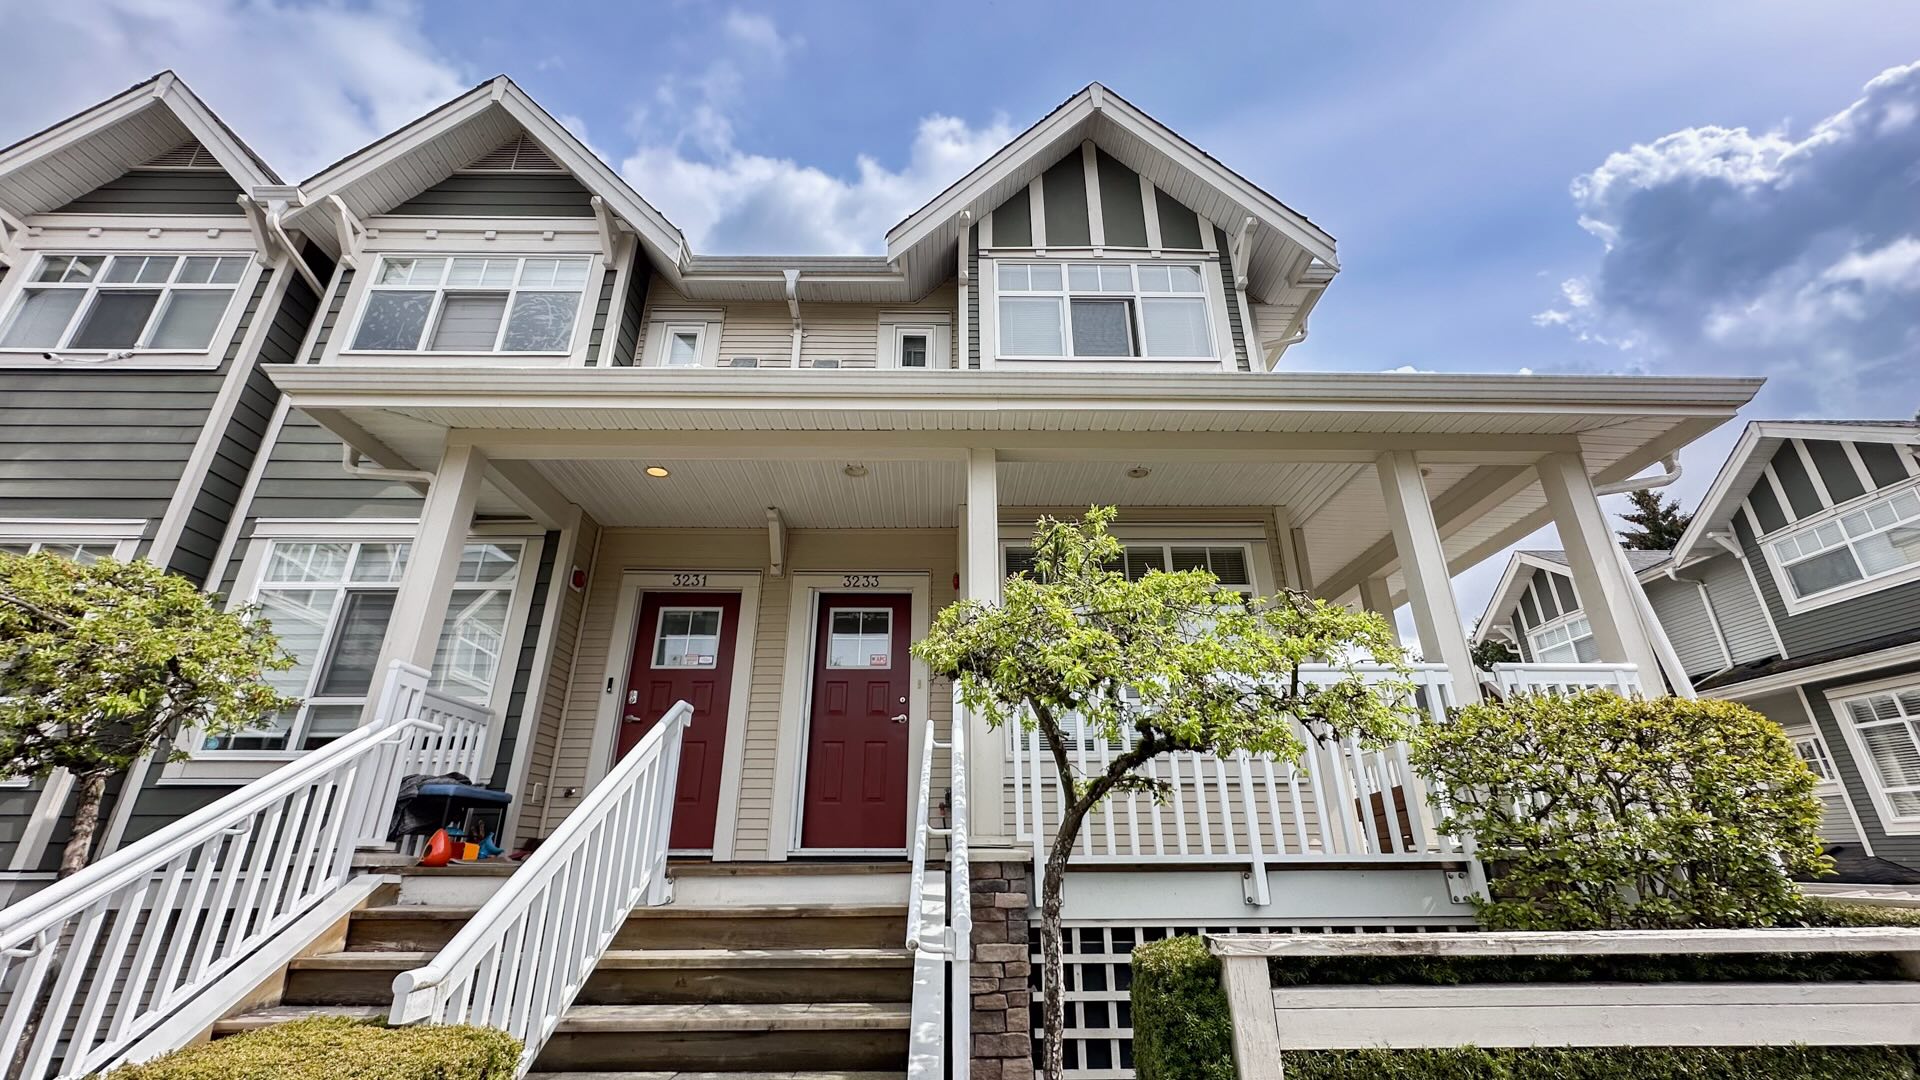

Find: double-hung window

[1837,683,1920,825]
[348,255,591,354]
[0,540,122,562]
[1766,483,1920,604]
[0,252,247,353]
[208,538,523,752]
[1529,613,1598,664]
[996,261,1214,360]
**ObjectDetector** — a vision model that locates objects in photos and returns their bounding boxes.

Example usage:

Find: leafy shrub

[1268,948,1905,986]
[1411,691,1829,930]
[1131,935,1235,1080]
[98,1017,521,1080]
[1283,1046,1920,1079]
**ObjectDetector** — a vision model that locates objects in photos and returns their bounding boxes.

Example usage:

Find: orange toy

[420,828,455,867]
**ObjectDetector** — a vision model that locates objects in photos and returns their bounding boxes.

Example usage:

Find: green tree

[0,552,297,875]
[1470,633,1519,671]
[1411,690,1828,930]
[1618,488,1693,550]
[912,508,1414,1079]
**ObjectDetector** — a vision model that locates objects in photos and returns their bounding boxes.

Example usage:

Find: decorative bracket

[1231,216,1257,290]
[325,194,367,269]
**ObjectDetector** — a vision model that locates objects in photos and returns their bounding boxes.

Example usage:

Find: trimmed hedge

[1283,1047,1920,1079]
[1132,935,1235,1080]
[97,1017,521,1080]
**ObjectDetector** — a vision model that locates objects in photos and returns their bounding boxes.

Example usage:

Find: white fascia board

[1670,422,1768,567]
[0,74,276,195]
[153,77,280,190]
[0,80,163,178]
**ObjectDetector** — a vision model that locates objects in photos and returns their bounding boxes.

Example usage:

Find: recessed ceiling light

[645,466,670,478]
[843,464,870,479]
[1126,466,1152,479]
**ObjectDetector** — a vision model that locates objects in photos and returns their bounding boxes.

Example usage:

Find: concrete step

[284,948,915,1006]
[534,1003,910,1073]
[345,904,908,953]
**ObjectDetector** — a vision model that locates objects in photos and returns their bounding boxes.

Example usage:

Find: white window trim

[336,252,597,363]
[165,521,544,783]
[642,309,725,368]
[875,312,952,370]
[1758,476,1920,616]
[0,519,144,558]
[1827,675,1920,836]
[650,604,726,669]
[1785,726,1843,792]
[982,253,1232,371]
[1527,609,1597,665]
[0,249,263,371]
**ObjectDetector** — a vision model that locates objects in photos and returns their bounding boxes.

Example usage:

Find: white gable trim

[1472,551,1576,643]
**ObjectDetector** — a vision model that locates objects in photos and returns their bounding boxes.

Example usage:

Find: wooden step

[212,1004,386,1034]
[528,1073,901,1079]
[345,905,908,952]
[534,1004,910,1073]
[284,948,914,1006]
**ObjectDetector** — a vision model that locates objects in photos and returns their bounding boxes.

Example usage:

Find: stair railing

[0,705,435,1080]
[906,690,971,1080]
[388,700,692,1075]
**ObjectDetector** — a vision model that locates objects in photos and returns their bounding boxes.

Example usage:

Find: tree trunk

[1040,829,1075,1080]
[60,769,110,878]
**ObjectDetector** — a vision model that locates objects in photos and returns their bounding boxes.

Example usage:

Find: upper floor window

[1005,542,1251,592]
[348,255,590,355]
[0,252,247,354]
[207,537,523,752]
[1529,613,1597,664]
[0,540,121,563]
[996,261,1213,360]
[1766,482,1920,604]
[1791,733,1839,786]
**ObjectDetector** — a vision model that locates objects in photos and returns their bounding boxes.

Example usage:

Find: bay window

[0,252,247,353]
[1766,483,1920,604]
[995,260,1215,360]
[207,538,524,752]
[347,254,591,354]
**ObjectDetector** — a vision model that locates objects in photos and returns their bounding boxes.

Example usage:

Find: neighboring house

[1,76,1767,1079]
[0,73,327,894]
[1475,420,1920,877]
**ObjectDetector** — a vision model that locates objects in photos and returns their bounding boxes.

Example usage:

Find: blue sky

[3,0,1917,631]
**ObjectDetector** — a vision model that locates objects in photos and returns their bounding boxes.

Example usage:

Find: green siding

[993,187,1032,247]
[1747,480,1789,533]
[309,267,355,361]
[1768,442,1824,519]
[389,173,595,217]
[1805,659,1920,865]
[53,169,245,216]
[1733,511,1920,658]
[489,533,559,789]
[1096,150,1148,247]
[1806,439,1867,503]
[245,411,424,521]
[612,252,651,366]
[584,266,616,357]
[966,226,980,368]
[1214,226,1250,370]
[1041,155,1090,247]
[1860,442,1912,489]
[1155,188,1204,249]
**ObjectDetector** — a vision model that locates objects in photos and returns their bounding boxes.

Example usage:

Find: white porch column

[1536,451,1665,686]
[360,440,489,724]
[961,448,1010,844]
[1377,451,1480,703]
[1357,576,1402,645]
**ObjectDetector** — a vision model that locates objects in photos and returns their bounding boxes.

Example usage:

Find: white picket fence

[388,699,691,1075]
[0,660,492,1080]
[1210,928,1920,1078]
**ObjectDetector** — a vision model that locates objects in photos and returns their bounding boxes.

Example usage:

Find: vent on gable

[140,141,221,169]
[462,133,563,173]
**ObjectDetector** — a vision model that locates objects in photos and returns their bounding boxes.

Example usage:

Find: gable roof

[288,75,687,272]
[1472,547,1673,642]
[885,83,1337,323]
[0,71,279,220]
[1670,419,1920,565]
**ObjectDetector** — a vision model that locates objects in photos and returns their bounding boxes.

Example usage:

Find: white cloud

[1382,364,1438,374]
[0,0,467,180]
[617,10,1011,254]
[1537,59,1920,416]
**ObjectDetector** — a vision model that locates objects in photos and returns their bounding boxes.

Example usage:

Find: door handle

[891,714,909,724]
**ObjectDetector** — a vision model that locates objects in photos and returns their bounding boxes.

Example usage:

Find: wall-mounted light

[1126,466,1152,479]
[645,466,671,478]
[844,464,870,478]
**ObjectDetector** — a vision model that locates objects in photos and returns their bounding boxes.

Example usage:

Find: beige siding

[521,515,599,838]
[636,286,959,370]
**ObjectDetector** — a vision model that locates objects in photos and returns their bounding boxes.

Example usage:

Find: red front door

[800,593,913,850]
[618,591,740,852]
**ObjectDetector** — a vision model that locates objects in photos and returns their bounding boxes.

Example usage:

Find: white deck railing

[0,707,435,1080]
[1012,662,1640,897]
[388,700,691,1076]
[370,661,495,784]
[906,692,972,1080]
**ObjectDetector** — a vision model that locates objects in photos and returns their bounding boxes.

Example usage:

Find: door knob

[891,714,909,724]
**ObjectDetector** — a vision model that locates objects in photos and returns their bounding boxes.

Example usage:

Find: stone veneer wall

[971,860,1036,1079]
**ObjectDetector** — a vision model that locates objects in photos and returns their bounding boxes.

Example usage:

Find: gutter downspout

[1593,456,1697,698]
[342,445,434,486]
[785,269,803,367]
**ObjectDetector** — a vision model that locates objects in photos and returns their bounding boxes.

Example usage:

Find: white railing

[388,700,691,1075]
[1493,661,1641,698]
[0,710,433,1080]
[906,692,971,1080]
[1012,662,1641,897]
[372,662,494,783]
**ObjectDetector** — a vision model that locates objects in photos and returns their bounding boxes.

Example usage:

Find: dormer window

[0,252,246,354]
[996,261,1213,361]
[347,254,590,355]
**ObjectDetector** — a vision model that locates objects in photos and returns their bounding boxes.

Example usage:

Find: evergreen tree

[1618,489,1692,550]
